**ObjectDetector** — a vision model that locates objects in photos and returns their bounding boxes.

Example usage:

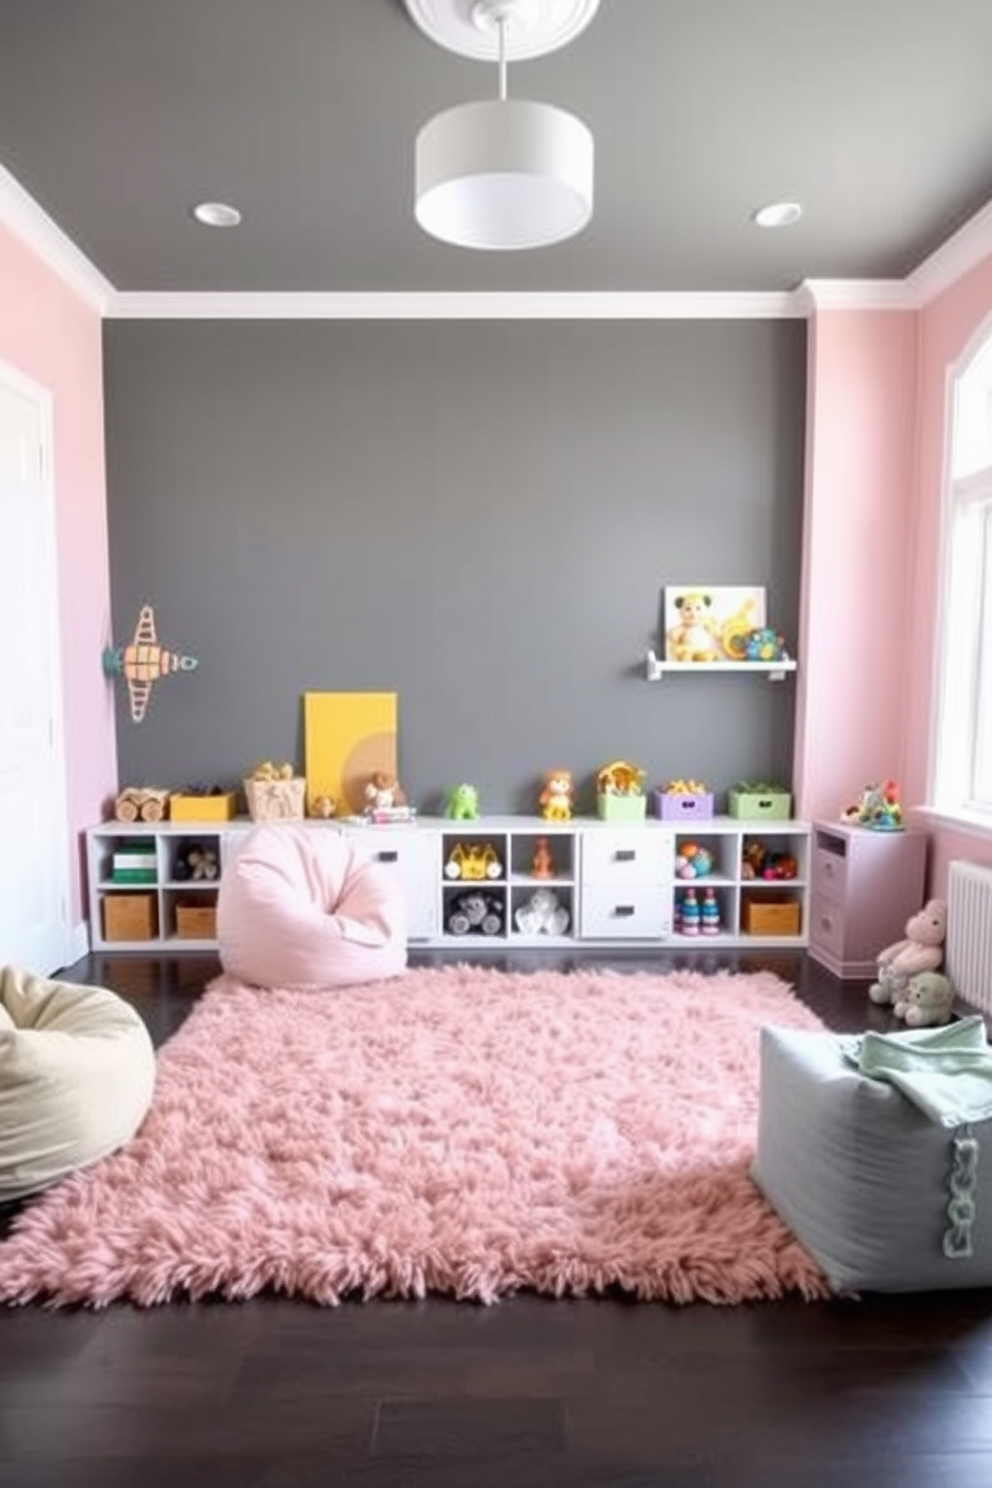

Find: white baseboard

[67,918,90,967]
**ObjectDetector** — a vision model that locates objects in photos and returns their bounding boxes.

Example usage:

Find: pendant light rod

[498,15,508,101]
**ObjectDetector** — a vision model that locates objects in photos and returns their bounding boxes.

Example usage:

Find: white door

[0,362,72,974]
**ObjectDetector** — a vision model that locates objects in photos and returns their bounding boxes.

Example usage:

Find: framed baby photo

[663,585,767,662]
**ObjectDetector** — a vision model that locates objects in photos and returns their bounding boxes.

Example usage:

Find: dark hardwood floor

[3,949,992,1488]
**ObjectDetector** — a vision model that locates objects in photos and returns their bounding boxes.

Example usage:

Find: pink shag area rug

[0,965,831,1308]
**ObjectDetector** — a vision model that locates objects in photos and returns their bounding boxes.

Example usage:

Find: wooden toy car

[113,786,171,824]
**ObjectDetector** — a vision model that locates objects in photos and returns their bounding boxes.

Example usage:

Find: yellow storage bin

[169,791,238,822]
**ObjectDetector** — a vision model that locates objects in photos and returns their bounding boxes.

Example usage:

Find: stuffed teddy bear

[514,888,570,936]
[868,898,947,1006]
[893,970,955,1028]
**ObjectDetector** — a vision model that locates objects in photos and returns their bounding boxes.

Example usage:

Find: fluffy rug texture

[0,965,831,1308]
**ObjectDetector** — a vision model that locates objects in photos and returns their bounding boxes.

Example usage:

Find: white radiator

[946,860,992,1014]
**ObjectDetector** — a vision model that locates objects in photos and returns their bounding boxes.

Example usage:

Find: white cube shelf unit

[86,815,811,953]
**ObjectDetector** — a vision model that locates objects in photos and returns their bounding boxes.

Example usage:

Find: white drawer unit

[580,882,673,940]
[580,829,673,885]
[85,814,813,954]
[361,828,440,942]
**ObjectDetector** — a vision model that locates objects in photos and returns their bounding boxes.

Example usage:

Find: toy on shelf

[597,760,645,797]
[597,760,647,821]
[309,794,337,819]
[868,899,946,1009]
[539,770,574,821]
[666,591,721,662]
[244,761,306,822]
[102,603,198,724]
[113,786,171,824]
[447,892,503,937]
[674,842,715,879]
[743,627,788,662]
[515,888,570,936]
[678,887,702,936]
[700,886,722,935]
[740,840,798,880]
[445,783,480,821]
[656,778,714,822]
[172,842,219,882]
[444,842,503,881]
[842,779,904,831]
[531,837,556,879]
[364,770,415,823]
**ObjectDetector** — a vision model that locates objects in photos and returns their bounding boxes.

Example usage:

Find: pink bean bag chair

[217,826,407,989]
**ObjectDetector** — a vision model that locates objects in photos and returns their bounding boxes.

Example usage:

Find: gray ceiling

[1,0,991,295]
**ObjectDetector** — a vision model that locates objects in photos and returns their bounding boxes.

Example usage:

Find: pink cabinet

[808,820,928,979]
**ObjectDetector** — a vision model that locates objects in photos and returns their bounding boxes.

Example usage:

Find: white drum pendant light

[405,0,598,251]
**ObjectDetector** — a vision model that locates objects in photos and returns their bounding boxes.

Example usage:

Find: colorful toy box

[727,783,792,820]
[597,793,647,823]
[654,790,714,822]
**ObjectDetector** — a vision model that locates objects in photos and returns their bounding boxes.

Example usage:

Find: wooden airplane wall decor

[102,604,198,723]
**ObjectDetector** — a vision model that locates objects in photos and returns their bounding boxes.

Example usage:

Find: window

[931,329,992,824]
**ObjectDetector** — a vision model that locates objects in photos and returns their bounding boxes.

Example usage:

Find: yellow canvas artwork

[303,692,398,817]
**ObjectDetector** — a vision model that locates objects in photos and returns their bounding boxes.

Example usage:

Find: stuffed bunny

[868,899,946,1006]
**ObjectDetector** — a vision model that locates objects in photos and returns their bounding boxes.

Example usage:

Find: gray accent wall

[103,319,805,815]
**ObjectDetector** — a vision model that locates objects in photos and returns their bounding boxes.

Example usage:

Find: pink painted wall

[794,308,918,827]
[0,223,116,924]
[902,253,992,895]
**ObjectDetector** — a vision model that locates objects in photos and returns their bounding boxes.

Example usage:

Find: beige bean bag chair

[0,965,156,1201]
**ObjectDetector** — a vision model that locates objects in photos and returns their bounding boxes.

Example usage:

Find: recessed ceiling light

[192,201,242,227]
[752,201,802,229]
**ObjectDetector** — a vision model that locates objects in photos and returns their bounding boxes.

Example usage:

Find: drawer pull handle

[615,850,636,862]
[377,851,399,863]
[614,905,635,917]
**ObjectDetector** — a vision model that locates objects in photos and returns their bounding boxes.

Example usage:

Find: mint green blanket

[840,1016,992,1259]
[839,1016,992,1128]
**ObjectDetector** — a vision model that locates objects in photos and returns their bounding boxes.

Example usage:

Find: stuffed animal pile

[868,898,954,1027]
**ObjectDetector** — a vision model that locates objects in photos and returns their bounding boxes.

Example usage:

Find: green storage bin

[597,793,647,823]
[727,785,792,821]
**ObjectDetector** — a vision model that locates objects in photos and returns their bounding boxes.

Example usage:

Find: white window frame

[929,318,992,833]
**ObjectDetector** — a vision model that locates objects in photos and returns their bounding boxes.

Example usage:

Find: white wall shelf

[645,649,798,682]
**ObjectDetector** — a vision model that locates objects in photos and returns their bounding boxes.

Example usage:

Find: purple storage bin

[654,790,715,822]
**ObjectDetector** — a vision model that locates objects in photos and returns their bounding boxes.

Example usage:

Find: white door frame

[0,355,73,971]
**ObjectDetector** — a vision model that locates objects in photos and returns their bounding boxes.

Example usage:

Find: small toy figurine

[539,770,574,821]
[445,783,480,821]
[842,779,903,831]
[365,770,406,812]
[531,837,555,879]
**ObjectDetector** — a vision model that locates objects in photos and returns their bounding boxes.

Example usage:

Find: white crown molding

[5,151,992,320]
[0,162,114,313]
[904,197,992,307]
[798,279,916,312]
[108,289,802,319]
